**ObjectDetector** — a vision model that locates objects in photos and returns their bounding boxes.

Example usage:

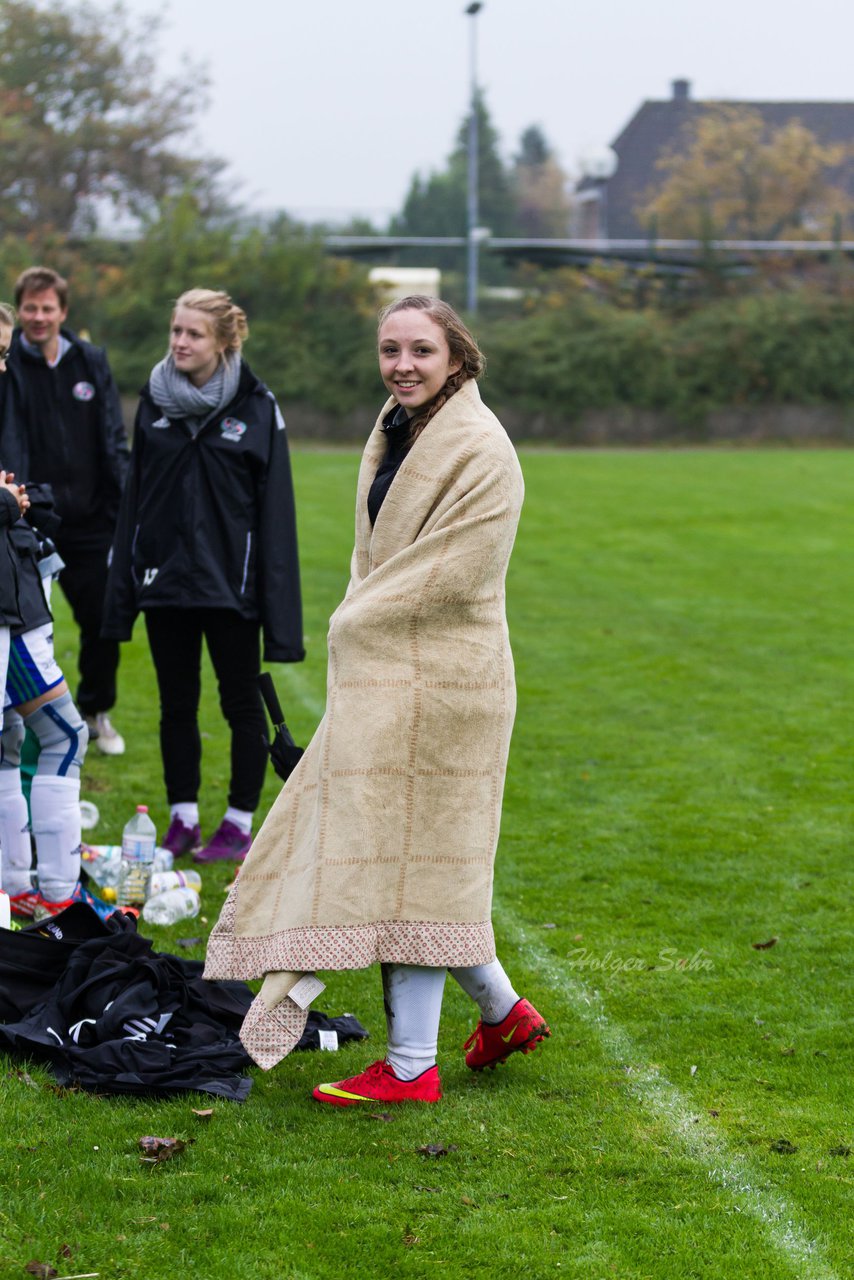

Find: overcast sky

[88,0,854,226]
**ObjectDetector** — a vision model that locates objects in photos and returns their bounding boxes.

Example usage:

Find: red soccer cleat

[312,1059,442,1107]
[463,997,551,1071]
[8,889,40,920]
[33,881,116,922]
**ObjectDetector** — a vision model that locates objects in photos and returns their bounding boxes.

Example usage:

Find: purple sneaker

[193,819,252,863]
[163,815,202,858]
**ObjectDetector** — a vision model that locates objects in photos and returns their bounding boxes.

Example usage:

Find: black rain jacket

[0,487,23,627]
[0,327,129,536]
[7,483,62,636]
[102,360,305,664]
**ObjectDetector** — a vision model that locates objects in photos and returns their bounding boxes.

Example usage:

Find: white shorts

[4,623,64,710]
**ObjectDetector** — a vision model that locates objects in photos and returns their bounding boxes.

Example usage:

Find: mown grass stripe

[498,915,840,1280]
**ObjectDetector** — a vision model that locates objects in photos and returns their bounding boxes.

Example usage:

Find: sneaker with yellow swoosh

[312,1059,442,1106]
[463,997,551,1071]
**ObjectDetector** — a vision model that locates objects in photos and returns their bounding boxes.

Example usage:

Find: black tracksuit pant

[57,539,120,717]
[144,608,269,813]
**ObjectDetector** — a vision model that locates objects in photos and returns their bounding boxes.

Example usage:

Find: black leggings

[144,609,268,812]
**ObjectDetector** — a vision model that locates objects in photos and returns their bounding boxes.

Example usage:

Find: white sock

[382,963,446,1081]
[450,958,519,1024]
[0,768,34,896]
[172,802,199,827]
[224,806,252,835]
[31,775,81,903]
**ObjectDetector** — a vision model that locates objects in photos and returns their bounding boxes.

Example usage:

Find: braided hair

[377,295,485,444]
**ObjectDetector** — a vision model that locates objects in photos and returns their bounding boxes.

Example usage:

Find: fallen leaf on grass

[708,1109,720,1118]
[402,1226,420,1247]
[460,1195,478,1207]
[24,1264,57,1279]
[368,1112,394,1122]
[10,1069,39,1088]
[417,1143,458,1158]
[780,1046,795,1056]
[59,1245,72,1260]
[770,1138,798,1155]
[413,1185,441,1193]
[191,1109,214,1120]
[751,937,778,950]
[828,1145,851,1157]
[176,938,202,948]
[138,1136,194,1165]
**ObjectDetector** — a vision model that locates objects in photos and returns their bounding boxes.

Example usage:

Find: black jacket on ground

[102,360,304,664]
[0,905,369,1099]
[0,327,129,549]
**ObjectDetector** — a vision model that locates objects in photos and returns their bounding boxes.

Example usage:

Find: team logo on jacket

[72,381,95,401]
[221,417,247,442]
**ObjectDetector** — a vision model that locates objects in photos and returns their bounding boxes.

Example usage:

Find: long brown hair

[378,295,485,443]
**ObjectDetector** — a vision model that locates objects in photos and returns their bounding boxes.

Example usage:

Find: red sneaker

[8,889,40,920]
[312,1059,442,1107]
[463,997,551,1071]
[33,881,116,922]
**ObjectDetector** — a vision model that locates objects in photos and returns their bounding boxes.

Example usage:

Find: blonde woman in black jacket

[103,289,304,864]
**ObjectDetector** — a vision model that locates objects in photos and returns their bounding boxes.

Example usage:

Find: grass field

[1,448,852,1280]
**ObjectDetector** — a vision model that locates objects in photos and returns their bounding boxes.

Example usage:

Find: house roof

[598,87,854,238]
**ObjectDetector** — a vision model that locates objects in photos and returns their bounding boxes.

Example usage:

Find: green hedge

[482,289,854,423]
[5,216,854,427]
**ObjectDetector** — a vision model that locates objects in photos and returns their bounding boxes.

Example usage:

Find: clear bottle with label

[141,886,201,926]
[117,806,157,908]
[146,868,202,899]
[81,844,123,888]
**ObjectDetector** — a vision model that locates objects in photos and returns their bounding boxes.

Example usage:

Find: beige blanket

[204,379,524,1066]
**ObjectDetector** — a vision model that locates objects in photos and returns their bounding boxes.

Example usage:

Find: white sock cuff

[224,806,253,834]
[172,803,200,826]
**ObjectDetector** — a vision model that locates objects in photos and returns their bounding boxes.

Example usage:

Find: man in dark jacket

[0,267,129,755]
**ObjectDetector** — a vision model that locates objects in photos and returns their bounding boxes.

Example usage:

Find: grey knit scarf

[149,353,242,432]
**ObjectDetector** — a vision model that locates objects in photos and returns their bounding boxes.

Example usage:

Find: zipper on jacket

[240,532,252,595]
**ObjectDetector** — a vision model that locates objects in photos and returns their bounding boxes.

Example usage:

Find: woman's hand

[0,469,29,515]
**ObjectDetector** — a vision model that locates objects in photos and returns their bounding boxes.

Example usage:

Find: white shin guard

[382,963,447,1081]
[30,774,81,903]
[0,767,34,896]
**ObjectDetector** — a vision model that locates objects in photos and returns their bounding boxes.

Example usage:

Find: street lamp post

[465,1,483,314]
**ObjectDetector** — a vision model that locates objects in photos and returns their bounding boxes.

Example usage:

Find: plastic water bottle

[81,844,123,888]
[117,806,157,907]
[141,886,201,926]
[146,869,202,899]
[152,848,174,873]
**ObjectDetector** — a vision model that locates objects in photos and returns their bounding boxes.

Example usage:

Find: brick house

[574,79,854,239]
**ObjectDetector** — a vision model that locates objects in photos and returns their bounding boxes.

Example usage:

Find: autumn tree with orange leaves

[636,106,853,241]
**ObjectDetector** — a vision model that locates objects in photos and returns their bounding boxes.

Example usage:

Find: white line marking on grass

[498,920,840,1280]
[277,667,326,722]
